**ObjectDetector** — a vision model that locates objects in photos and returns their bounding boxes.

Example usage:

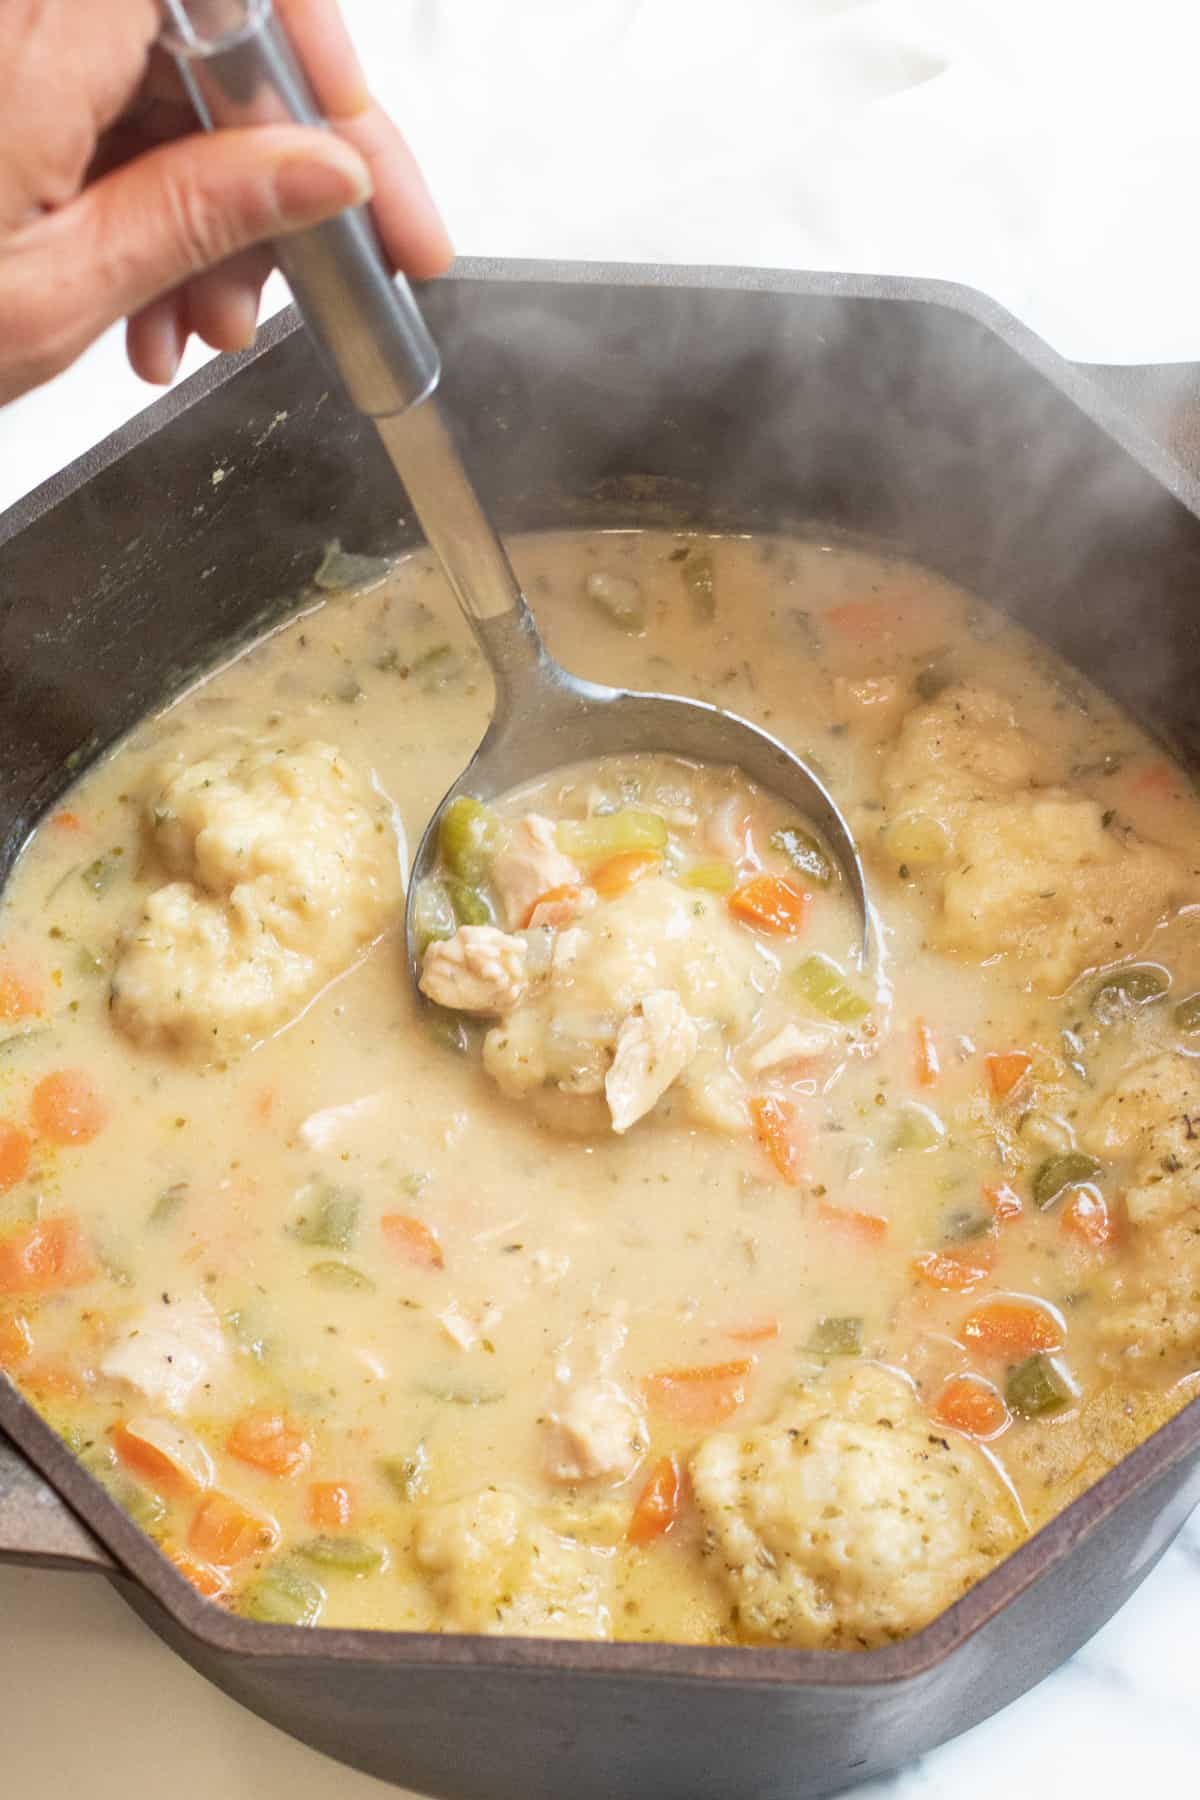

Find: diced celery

[891,1103,945,1153]
[681,860,736,894]
[585,570,646,630]
[426,1009,475,1055]
[297,1535,385,1575]
[418,1377,504,1406]
[1006,1355,1071,1419]
[807,1316,863,1356]
[379,1444,430,1502]
[75,946,106,978]
[790,955,869,1024]
[81,854,121,896]
[445,877,495,928]
[290,1182,359,1250]
[556,811,668,861]
[770,827,833,886]
[308,1260,376,1293]
[680,546,716,620]
[1033,1152,1102,1210]
[239,1562,325,1626]
[409,879,456,956]
[438,795,504,885]
[150,1183,188,1227]
[313,542,392,593]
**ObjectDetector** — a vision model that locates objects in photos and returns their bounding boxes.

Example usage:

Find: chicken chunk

[938,797,1186,991]
[490,814,580,930]
[413,1488,611,1638]
[606,989,699,1133]
[690,1364,1021,1649]
[543,1379,647,1484]
[113,741,399,1056]
[100,1294,228,1415]
[748,1021,838,1072]
[419,925,528,1014]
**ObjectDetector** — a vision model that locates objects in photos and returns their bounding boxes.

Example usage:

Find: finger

[126,291,188,386]
[183,246,274,353]
[3,123,372,390]
[276,0,372,117]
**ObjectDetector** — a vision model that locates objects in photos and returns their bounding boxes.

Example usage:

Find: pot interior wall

[3,275,1200,876]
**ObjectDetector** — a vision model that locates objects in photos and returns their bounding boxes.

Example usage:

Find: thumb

[4,124,371,391]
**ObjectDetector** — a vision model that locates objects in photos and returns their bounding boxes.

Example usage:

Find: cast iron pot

[2,262,1200,1800]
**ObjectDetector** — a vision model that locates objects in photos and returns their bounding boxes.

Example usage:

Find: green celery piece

[81,854,121,896]
[445,878,495,929]
[807,1316,863,1357]
[891,1104,945,1153]
[313,542,392,593]
[297,1535,385,1574]
[417,1377,504,1406]
[556,810,668,861]
[150,1183,188,1227]
[1091,964,1169,1019]
[791,955,869,1024]
[681,861,736,895]
[379,1444,430,1502]
[1006,1355,1072,1419]
[770,826,834,886]
[290,1182,360,1251]
[410,878,457,956]
[308,1260,376,1293]
[680,546,716,620]
[1033,1152,1102,1211]
[438,795,504,885]
[75,946,106,978]
[239,1562,325,1626]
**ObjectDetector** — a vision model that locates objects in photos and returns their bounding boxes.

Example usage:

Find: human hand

[0,0,452,403]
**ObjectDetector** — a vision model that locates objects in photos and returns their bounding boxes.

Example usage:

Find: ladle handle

[162,0,440,418]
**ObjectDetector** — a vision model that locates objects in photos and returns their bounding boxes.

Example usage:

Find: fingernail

[273,146,373,225]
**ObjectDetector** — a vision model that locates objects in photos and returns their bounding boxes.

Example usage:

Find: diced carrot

[589,852,661,901]
[914,1020,940,1087]
[728,875,808,936]
[381,1212,445,1270]
[0,969,40,1022]
[308,1481,357,1530]
[1132,760,1182,801]
[254,1088,276,1125]
[23,1356,86,1400]
[163,1543,230,1600]
[643,1359,754,1426]
[112,1418,213,1500]
[817,1201,888,1244]
[912,1245,996,1294]
[985,1053,1032,1101]
[985,1181,1024,1223]
[188,1491,280,1567]
[725,1316,781,1344]
[931,1374,1010,1440]
[0,1120,32,1192]
[750,1095,805,1184]
[31,1070,106,1146]
[522,883,584,929]
[826,599,906,641]
[0,1310,33,1368]
[961,1298,1063,1359]
[50,811,82,833]
[1061,1188,1117,1250]
[627,1455,685,1545]
[226,1410,311,1480]
[0,1214,94,1293]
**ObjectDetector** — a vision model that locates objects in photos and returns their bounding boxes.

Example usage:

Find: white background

[4,3,1200,1797]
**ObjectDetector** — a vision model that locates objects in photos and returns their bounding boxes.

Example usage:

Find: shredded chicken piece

[544,1379,647,1484]
[490,814,580,930]
[420,926,528,1014]
[100,1294,228,1415]
[605,989,699,1133]
[749,1022,837,1072]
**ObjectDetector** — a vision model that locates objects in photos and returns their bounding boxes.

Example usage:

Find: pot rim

[2,257,1199,1683]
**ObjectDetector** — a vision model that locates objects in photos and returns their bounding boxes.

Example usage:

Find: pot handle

[0,1429,116,1574]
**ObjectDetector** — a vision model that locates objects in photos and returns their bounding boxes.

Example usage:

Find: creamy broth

[2,529,1200,1646]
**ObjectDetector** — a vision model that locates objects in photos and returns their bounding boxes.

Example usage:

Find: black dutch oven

[2,262,1200,1799]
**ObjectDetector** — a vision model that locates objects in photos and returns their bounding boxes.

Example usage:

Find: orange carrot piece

[589,851,661,900]
[522,883,584,929]
[111,1420,211,1500]
[31,1070,106,1146]
[985,1181,1024,1223]
[728,875,808,937]
[931,1374,1010,1441]
[188,1491,280,1567]
[912,1245,995,1294]
[826,599,905,641]
[627,1456,685,1545]
[914,1020,940,1087]
[164,1543,230,1600]
[308,1481,357,1530]
[961,1298,1063,1359]
[0,1214,94,1293]
[226,1410,311,1480]
[750,1095,804,1184]
[817,1201,888,1244]
[0,1120,32,1193]
[725,1317,781,1344]
[643,1359,754,1426]
[1132,760,1182,801]
[50,811,82,833]
[1061,1188,1116,1250]
[0,969,40,1022]
[0,1310,33,1368]
[985,1053,1032,1101]
[23,1356,86,1400]
[381,1212,445,1270]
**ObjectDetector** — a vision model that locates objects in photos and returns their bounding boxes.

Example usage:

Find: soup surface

[2,529,1200,1648]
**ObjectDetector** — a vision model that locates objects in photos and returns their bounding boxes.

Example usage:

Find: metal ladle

[164,0,870,984]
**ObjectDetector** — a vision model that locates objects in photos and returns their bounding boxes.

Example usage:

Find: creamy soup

[2,529,1200,1649]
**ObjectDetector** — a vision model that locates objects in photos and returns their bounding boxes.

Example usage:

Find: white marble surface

[3,2,1200,1795]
